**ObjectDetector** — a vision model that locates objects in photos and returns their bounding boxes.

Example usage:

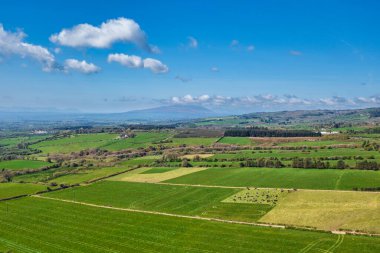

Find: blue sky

[0,0,379,113]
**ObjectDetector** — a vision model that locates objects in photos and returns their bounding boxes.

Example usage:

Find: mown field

[166,167,380,190]
[30,133,119,153]
[45,180,272,222]
[1,197,379,253]
[217,137,255,145]
[260,190,380,234]
[0,159,51,170]
[0,183,48,200]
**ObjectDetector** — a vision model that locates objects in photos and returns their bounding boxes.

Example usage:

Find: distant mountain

[114,105,217,121]
[0,105,218,123]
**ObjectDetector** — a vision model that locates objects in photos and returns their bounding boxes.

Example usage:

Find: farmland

[1,125,380,252]
[0,183,48,200]
[1,197,379,253]
[260,190,380,234]
[0,159,51,171]
[166,167,380,190]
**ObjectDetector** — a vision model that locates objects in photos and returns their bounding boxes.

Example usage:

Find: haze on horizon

[0,0,379,114]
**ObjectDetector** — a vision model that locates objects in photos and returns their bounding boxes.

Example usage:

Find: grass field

[0,159,51,170]
[217,137,255,145]
[102,132,171,151]
[260,190,380,234]
[48,167,130,185]
[0,135,50,147]
[211,148,380,160]
[30,133,118,153]
[1,197,379,253]
[169,137,219,146]
[0,183,47,199]
[110,167,207,183]
[166,167,380,190]
[45,180,272,222]
[140,167,176,174]
[278,140,359,147]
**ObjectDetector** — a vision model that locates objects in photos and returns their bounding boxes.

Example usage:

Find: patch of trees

[224,127,321,137]
[355,160,379,170]
[291,158,335,169]
[239,158,284,168]
[174,129,224,138]
[353,187,380,192]
[362,141,380,151]
[368,108,380,118]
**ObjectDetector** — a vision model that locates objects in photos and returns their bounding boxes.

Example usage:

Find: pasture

[0,183,47,200]
[166,167,380,190]
[1,197,378,252]
[0,159,50,171]
[110,167,207,183]
[260,190,380,234]
[30,133,118,153]
[217,137,254,145]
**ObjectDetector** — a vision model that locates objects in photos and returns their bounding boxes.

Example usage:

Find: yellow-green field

[109,167,207,183]
[260,190,380,233]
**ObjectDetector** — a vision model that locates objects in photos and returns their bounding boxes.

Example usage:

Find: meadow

[0,183,47,200]
[260,190,380,234]
[0,159,51,171]
[166,167,380,190]
[30,133,119,153]
[1,197,378,253]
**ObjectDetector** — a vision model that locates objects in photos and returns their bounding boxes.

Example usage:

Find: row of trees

[224,127,321,137]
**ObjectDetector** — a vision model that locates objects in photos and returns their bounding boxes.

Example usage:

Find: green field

[48,167,130,185]
[0,159,51,170]
[278,140,359,147]
[169,137,219,146]
[102,132,171,151]
[0,183,47,199]
[45,181,273,222]
[217,137,254,145]
[1,197,378,252]
[260,190,380,234]
[166,167,380,190]
[141,167,176,174]
[30,133,118,153]
[0,135,49,147]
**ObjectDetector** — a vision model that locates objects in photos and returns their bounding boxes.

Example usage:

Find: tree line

[224,127,321,137]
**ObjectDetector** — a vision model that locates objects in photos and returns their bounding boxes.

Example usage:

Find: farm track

[32,195,286,229]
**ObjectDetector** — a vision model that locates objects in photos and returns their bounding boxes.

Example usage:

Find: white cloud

[50,17,158,53]
[166,94,380,109]
[290,50,302,56]
[230,39,239,47]
[143,58,168,73]
[247,45,255,51]
[108,53,168,73]
[64,59,100,74]
[0,24,56,71]
[210,66,219,72]
[187,36,198,48]
[107,54,143,68]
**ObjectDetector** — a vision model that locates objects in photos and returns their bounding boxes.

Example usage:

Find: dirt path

[32,195,285,229]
